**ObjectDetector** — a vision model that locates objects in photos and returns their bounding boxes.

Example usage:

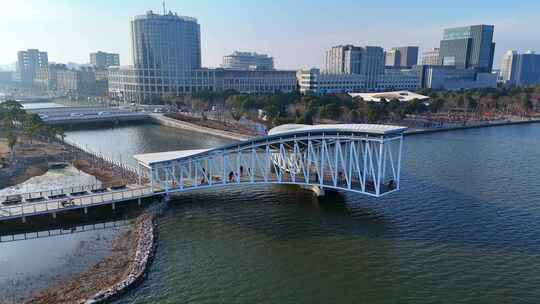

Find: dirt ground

[165,113,260,136]
[71,159,127,186]
[0,136,67,188]
[26,227,136,304]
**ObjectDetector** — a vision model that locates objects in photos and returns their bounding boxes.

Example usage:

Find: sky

[1,0,539,70]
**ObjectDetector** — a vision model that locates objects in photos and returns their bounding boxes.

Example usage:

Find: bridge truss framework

[137,125,405,198]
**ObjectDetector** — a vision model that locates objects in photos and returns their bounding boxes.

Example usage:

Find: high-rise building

[131,10,201,72]
[16,49,48,85]
[386,46,419,68]
[385,49,400,67]
[324,45,384,88]
[222,51,274,70]
[109,10,297,102]
[422,48,440,65]
[500,50,540,86]
[325,45,362,74]
[90,51,120,69]
[500,50,517,84]
[439,24,496,72]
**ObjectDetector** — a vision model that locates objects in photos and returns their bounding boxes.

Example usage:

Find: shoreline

[152,113,540,140]
[404,118,540,136]
[150,113,249,141]
[0,138,135,189]
[26,213,156,304]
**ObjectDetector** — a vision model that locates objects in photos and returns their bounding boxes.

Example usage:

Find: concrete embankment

[150,113,248,141]
[405,118,540,136]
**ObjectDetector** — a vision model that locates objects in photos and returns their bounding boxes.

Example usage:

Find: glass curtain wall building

[131,10,202,95]
[439,25,495,72]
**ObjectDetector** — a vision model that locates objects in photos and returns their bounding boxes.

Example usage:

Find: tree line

[0,100,66,159]
[140,85,540,127]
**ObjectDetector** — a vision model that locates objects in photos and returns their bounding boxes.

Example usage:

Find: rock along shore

[25,213,157,304]
[84,213,156,304]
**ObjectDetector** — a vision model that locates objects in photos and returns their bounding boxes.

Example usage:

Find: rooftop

[134,149,210,167]
[268,124,407,136]
[349,91,430,102]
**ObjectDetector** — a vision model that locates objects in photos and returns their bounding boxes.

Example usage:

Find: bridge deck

[0,186,156,222]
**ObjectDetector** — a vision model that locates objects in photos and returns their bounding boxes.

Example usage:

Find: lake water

[61,122,540,303]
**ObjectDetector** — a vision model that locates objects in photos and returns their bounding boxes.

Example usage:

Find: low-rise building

[297,68,420,94]
[419,65,497,90]
[90,51,120,69]
[500,50,540,86]
[108,66,297,102]
[349,91,430,102]
[222,51,274,70]
[56,68,98,96]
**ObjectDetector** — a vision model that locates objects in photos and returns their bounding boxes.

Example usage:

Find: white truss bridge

[135,123,406,198]
[0,124,406,223]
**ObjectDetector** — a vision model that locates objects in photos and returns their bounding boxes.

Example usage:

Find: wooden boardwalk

[0,185,158,222]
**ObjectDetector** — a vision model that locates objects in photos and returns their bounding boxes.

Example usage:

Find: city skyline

[1,0,540,70]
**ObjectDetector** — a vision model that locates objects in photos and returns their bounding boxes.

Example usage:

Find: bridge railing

[0,186,155,220]
[0,183,104,202]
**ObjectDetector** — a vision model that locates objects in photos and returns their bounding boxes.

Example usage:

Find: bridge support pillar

[301,185,325,197]
[52,212,57,219]
[112,203,116,211]
[22,216,26,224]
[84,207,88,215]
[138,198,142,206]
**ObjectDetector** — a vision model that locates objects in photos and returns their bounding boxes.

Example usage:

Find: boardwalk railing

[62,138,141,184]
[0,186,155,221]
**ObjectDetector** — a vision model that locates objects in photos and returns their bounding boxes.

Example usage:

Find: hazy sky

[1,0,539,69]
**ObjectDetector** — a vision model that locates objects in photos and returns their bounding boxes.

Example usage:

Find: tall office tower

[422,48,440,65]
[16,49,48,85]
[362,46,385,88]
[325,45,384,74]
[385,49,400,67]
[131,10,201,72]
[326,45,361,74]
[500,50,517,84]
[439,24,496,72]
[222,51,274,70]
[386,46,419,68]
[500,50,540,86]
[90,51,120,69]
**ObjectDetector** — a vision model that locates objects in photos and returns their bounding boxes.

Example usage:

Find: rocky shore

[25,214,157,304]
[86,213,156,304]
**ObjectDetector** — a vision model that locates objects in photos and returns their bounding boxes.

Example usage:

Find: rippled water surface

[61,123,540,303]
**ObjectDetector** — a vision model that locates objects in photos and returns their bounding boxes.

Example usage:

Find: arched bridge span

[134,124,406,198]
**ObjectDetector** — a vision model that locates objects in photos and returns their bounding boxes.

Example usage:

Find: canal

[4,102,540,303]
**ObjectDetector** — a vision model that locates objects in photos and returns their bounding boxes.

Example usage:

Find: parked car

[70,113,84,117]
[98,111,110,116]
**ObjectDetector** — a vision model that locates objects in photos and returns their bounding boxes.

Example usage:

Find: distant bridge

[27,106,150,125]
[0,124,406,223]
